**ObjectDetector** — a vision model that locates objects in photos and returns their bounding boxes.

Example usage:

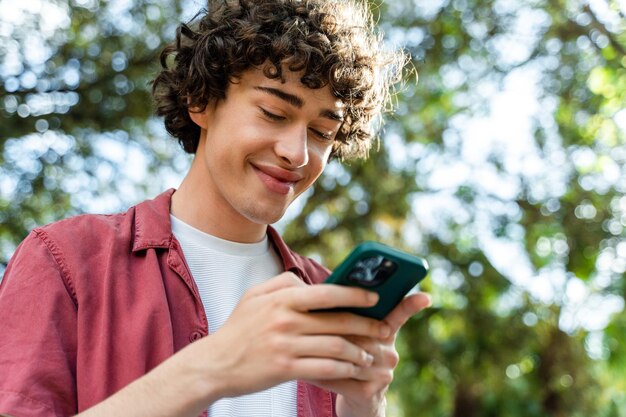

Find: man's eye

[310,129,333,140]
[260,108,285,121]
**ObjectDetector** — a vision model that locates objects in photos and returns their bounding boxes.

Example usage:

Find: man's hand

[310,292,432,417]
[187,272,394,399]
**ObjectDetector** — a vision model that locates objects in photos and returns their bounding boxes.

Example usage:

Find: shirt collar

[266,226,307,279]
[132,189,176,252]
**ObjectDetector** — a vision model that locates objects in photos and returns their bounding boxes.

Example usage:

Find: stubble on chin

[239,201,289,226]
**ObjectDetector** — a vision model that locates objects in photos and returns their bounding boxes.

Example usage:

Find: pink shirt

[0,189,337,417]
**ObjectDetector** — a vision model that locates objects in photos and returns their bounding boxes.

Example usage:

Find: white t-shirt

[171,215,297,417]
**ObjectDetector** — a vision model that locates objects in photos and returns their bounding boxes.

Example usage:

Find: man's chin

[241,206,288,227]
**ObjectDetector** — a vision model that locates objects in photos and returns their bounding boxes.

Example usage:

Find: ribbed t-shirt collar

[169,214,270,257]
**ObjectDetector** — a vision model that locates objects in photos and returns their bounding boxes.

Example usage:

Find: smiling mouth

[252,164,302,195]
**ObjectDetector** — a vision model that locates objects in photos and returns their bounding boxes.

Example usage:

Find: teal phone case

[323,241,428,320]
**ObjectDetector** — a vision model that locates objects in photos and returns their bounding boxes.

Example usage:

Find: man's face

[191,66,345,227]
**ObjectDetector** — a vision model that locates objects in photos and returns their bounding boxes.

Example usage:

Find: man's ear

[188,107,209,129]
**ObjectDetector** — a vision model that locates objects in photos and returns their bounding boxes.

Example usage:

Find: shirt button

[189,331,203,342]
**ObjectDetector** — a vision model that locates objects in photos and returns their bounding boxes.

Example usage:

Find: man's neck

[171,167,268,244]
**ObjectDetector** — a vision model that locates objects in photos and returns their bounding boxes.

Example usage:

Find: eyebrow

[254,86,344,122]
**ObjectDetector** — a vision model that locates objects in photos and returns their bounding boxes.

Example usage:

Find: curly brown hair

[151,0,407,160]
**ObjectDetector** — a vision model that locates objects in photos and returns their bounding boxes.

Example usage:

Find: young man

[0,1,430,416]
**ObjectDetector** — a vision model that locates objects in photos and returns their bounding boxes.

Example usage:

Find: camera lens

[362,256,384,269]
[348,267,369,282]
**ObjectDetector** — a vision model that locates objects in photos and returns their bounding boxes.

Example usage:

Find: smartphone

[322,241,428,320]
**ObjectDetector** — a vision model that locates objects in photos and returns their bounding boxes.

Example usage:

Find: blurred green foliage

[1,0,625,415]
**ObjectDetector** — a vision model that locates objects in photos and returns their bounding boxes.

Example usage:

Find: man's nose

[274,125,309,168]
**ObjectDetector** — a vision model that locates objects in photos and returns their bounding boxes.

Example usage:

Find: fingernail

[368,292,379,304]
[364,352,374,366]
[380,324,391,338]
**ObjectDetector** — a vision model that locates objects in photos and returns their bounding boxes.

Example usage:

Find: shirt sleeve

[0,231,78,417]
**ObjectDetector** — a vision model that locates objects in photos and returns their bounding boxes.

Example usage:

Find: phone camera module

[347,256,398,287]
